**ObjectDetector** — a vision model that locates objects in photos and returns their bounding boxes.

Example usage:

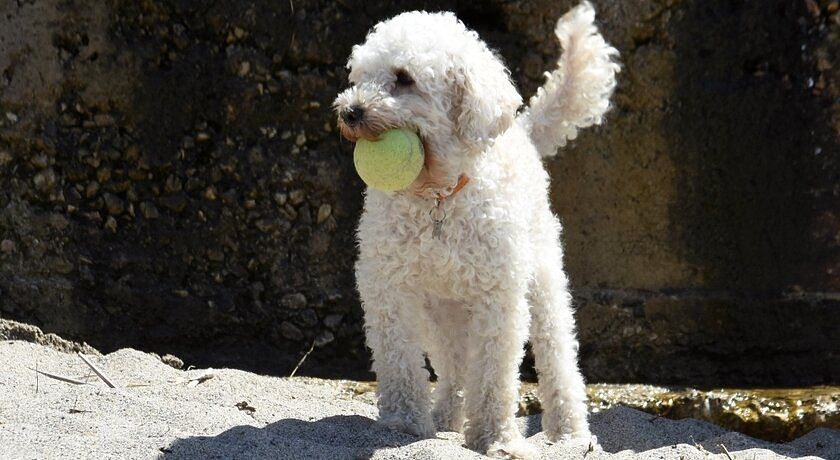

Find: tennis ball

[353,129,425,192]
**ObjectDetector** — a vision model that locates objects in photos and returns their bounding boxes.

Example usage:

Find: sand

[0,340,836,460]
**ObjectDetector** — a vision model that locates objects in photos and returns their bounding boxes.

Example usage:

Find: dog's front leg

[361,288,435,439]
[424,300,468,432]
[463,291,536,458]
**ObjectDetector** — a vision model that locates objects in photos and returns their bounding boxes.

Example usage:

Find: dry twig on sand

[690,436,708,454]
[30,367,88,385]
[583,439,596,458]
[187,373,215,387]
[168,372,215,386]
[78,353,117,388]
[69,394,91,414]
[290,340,316,377]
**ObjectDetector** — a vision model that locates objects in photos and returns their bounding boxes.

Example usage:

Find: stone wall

[1,0,838,385]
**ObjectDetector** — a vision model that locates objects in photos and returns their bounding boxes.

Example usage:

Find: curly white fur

[333,2,618,458]
[521,1,620,156]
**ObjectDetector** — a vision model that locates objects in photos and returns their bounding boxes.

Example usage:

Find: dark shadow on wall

[666,0,836,291]
[660,1,840,383]
[0,0,555,379]
[574,0,840,387]
[84,0,524,379]
[2,0,837,386]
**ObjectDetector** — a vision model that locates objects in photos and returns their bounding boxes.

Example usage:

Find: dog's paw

[486,438,539,459]
[544,425,592,444]
[542,412,590,443]
[432,405,465,432]
[467,427,538,460]
[379,411,435,439]
[432,412,456,432]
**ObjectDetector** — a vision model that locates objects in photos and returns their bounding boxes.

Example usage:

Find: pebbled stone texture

[0,0,838,385]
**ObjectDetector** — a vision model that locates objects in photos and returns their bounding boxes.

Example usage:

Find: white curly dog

[334,2,619,457]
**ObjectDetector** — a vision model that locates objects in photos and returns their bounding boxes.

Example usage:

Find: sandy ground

[0,341,837,460]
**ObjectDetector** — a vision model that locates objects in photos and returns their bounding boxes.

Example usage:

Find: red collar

[435,174,470,201]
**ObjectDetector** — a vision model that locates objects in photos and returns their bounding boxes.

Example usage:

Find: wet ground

[350,381,840,443]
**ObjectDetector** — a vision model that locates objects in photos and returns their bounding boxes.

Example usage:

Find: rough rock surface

[1,340,838,460]
[1,0,839,384]
[0,318,99,355]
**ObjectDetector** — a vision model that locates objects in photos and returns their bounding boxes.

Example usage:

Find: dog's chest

[364,195,508,300]
[408,218,480,299]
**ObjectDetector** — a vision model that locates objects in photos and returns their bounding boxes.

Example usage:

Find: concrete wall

[1,0,838,385]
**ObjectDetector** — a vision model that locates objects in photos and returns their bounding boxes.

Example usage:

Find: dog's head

[334,11,522,174]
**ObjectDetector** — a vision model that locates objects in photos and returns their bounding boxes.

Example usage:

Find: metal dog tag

[430,198,446,239]
[432,220,444,239]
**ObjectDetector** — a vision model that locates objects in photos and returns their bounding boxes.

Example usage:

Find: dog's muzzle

[340,105,365,127]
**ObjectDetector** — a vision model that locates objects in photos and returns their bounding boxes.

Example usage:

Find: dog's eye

[394,69,414,86]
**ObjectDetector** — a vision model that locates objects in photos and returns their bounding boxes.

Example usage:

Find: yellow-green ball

[353,129,425,192]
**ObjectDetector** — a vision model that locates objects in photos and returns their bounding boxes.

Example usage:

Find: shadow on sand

[163,407,832,459]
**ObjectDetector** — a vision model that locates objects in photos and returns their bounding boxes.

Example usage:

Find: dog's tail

[517,1,620,158]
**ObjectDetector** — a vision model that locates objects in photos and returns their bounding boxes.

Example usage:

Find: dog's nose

[341,106,365,126]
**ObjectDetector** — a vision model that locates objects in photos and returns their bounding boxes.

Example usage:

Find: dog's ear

[451,49,522,151]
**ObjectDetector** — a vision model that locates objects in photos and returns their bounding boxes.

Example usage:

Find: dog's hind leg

[527,239,590,441]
